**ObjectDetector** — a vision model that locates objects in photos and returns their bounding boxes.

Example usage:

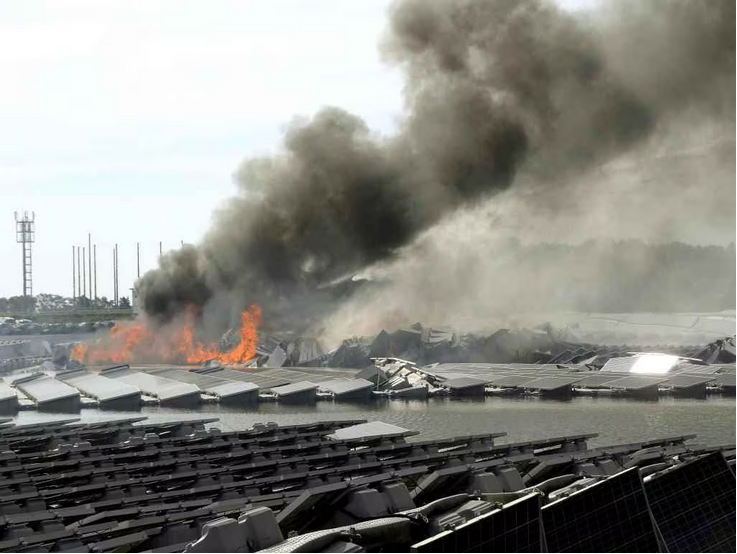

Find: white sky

[0,0,596,300]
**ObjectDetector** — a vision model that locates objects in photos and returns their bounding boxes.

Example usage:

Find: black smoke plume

[138,0,734,330]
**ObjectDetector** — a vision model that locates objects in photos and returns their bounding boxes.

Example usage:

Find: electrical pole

[137,242,140,279]
[113,245,117,306]
[93,244,97,301]
[76,246,82,304]
[72,245,76,301]
[82,246,86,298]
[114,243,119,306]
[88,233,92,300]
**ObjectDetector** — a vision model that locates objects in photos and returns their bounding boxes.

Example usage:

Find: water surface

[12,396,735,447]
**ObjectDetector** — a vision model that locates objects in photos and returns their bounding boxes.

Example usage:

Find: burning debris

[70,306,261,366]
[180,321,734,371]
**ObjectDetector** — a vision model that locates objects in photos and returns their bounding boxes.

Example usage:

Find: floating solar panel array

[147,368,258,405]
[101,366,201,408]
[425,356,736,399]
[1,363,388,413]
[0,417,734,552]
[56,369,141,410]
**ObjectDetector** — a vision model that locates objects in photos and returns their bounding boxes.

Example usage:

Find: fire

[70,305,262,366]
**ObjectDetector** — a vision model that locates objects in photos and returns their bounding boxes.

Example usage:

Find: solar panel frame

[645,452,736,553]
[275,481,351,534]
[411,493,543,553]
[541,468,661,553]
[410,465,473,506]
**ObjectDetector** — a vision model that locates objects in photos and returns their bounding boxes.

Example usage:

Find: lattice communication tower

[15,211,35,297]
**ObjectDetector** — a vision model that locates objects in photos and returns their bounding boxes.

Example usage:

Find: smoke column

[138,0,734,333]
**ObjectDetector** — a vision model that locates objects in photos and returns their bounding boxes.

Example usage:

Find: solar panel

[259,368,352,384]
[600,357,638,373]
[443,377,490,389]
[601,375,667,390]
[709,374,736,387]
[327,421,412,442]
[522,376,583,391]
[488,375,537,388]
[318,378,374,395]
[542,468,660,553]
[574,373,627,388]
[270,381,318,396]
[411,493,543,553]
[663,374,714,388]
[15,376,80,403]
[115,372,200,401]
[645,452,736,553]
[58,370,141,402]
[0,383,17,402]
[205,368,291,389]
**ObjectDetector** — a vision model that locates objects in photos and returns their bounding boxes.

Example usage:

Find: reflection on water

[12,396,735,447]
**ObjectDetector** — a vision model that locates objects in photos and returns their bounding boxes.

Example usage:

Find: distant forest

[0,294,129,313]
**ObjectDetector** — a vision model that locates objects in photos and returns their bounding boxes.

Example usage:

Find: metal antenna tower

[14,211,35,298]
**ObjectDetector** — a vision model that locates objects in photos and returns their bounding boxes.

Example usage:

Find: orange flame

[70,305,262,366]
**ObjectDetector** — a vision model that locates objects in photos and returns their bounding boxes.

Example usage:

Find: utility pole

[93,244,97,300]
[82,246,86,298]
[113,245,117,306]
[76,246,82,304]
[72,245,76,301]
[88,233,92,300]
[159,241,163,258]
[136,242,140,279]
[114,243,119,306]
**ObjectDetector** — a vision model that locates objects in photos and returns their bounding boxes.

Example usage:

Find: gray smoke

[138,0,734,332]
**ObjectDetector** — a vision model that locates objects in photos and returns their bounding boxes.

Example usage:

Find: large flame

[70,305,262,366]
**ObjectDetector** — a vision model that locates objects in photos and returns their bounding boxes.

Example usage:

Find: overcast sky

[0,0,595,300]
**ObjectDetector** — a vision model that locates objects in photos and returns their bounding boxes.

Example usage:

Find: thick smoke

[138,0,734,334]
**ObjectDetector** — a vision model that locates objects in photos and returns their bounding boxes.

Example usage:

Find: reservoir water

[11,396,735,447]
